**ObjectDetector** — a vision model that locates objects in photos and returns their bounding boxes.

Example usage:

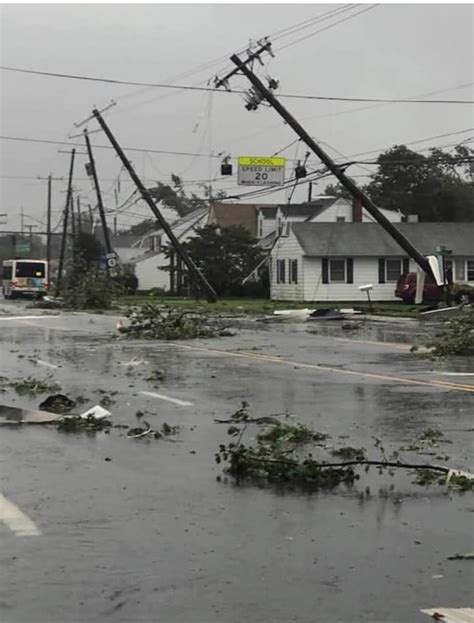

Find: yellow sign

[238,156,286,167]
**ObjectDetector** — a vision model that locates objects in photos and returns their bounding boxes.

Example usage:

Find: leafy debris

[119,304,218,340]
[127,421,180,440]
[331,447,366,460]
[11,377,61,396]
[39,394,76,414]
[422,311,474,358]
[56,415,112,433]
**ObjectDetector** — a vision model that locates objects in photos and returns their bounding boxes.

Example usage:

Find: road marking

[35,359,59,370]
[172,344,474,393]
[140,391,194,406]
[0,492,41,536]
[0,315,60,321]
[333,337,411,351]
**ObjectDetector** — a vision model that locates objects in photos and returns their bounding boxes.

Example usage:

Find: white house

[122,208,208,291]
[269,221,474,302]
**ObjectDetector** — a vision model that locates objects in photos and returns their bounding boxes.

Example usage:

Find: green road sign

[15,242,31,254]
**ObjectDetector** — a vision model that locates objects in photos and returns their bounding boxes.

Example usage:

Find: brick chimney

[352,197,363,222]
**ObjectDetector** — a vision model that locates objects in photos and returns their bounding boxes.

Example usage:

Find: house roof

[259,198,339,220]
[292,222,474,257]
[208,203,258,237]
[136,208,207,245]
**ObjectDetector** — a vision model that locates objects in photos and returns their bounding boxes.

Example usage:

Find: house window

[467,260,474,281]
[289,260,298,284]
[386,259,402,282]
[455,260,465,281]
[277,217,282,234]
[329,259,346,282]
[284,222,291,236]
[259,220,263,238]
[336,216,345,223]
[276,259,286,284]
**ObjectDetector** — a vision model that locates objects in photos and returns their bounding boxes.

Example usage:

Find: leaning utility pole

[56,149,76,295]
[91,108,217,302]
[221,47,433,277]
[46,175,52,287]
[84,128,114,268]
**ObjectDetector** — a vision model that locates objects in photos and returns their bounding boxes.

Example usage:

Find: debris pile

[118,304,218,340]
[215,403,473,492]
[10,377,61,396]
[127,420,180,440]
[415,310,474,357]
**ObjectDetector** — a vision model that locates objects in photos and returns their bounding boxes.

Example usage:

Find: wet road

[0,302,473,623]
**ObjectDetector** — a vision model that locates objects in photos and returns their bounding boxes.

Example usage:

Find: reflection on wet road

[0,307,472,623]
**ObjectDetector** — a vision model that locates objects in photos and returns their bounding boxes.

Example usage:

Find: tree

[364,144,474,221]
[119,175,227,237]
[169,224,266,297]
[322,183,352,200]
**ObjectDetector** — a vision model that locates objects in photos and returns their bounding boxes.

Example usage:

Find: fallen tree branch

[237,453,450,474]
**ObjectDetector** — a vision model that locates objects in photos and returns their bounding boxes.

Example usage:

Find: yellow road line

[174,344,474,393]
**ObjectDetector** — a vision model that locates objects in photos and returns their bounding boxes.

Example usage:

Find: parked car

[395,272,474,304]
[395,272,442,304]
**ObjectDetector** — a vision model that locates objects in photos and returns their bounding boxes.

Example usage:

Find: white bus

[2,259,48,299]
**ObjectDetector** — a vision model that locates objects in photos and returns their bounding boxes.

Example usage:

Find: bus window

[15,262,46,278]
[3,265,12,279]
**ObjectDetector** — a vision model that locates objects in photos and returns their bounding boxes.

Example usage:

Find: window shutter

[378,259,385,284]
[346,258,354,284]
[403,258,410,274]
[322,258,329,284]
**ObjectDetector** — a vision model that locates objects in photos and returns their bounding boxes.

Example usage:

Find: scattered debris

[10,377,61,396]
[39,394,76,415]
[331,447,366,460]
[145,369,166,383]
[417,311,474,357]
[118,304,218,340]
[0,404,62,425]
[79,405,112,420]
[447,553,474,560]
[219,328,237,337]
[55,415,112,432]
[126,420,180,440]
[99,395,116,408]
[421,607,474,622]
[215,404,470,493]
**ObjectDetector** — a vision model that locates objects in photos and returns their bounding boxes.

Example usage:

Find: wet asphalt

[0,300,473,623]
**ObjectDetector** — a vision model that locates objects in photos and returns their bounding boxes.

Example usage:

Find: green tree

[322,183,352,200]
[170,224,266,297]
[364,144,474,221]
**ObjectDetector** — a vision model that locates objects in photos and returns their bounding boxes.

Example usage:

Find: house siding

[309,198,402,223]
[270,230,305,301]
[302,257,405,301]
[133,212,207,291]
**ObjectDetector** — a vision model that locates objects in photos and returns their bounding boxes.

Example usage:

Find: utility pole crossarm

[229,53,433,277]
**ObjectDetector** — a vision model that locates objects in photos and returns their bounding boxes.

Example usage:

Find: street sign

[237,156,286,186]
[15,242,30,254]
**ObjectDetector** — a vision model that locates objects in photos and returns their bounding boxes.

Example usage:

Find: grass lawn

[116,296,425,318]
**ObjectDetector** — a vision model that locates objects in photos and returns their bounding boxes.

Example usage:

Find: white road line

[0,492,41,537]
[35,359,59,370]
[140,391,193,407]
[0,315,60,321]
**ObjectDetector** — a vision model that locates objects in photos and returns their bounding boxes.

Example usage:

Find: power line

[2,65,473,105]
[276,4,380,52]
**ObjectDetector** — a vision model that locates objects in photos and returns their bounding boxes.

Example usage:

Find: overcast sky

[0,3,473,233]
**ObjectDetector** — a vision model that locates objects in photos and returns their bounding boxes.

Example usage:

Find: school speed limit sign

[237,156,286,186]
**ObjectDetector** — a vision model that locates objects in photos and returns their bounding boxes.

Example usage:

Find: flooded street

[0,305,473,623]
